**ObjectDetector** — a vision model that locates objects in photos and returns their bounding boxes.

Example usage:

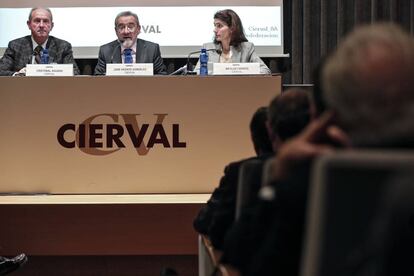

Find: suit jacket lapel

[206,43,220,63]
[135,39,146,63]
[209,51,220,63]
[22,36,34,65]
[230,45,242,62]
[46,37,56,63]
[113,43,122,63]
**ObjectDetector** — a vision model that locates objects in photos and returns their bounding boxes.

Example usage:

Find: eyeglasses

[116,24,137,32]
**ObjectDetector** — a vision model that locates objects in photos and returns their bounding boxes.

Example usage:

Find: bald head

[28,7,53,22]
[322,23,414,146]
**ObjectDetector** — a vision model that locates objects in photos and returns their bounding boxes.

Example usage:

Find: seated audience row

[0,8,270,76]
[194,22,414,276]
[194,88,311,252]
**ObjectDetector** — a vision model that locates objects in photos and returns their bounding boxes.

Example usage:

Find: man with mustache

[0,7,80,76]
[94,11,167,75]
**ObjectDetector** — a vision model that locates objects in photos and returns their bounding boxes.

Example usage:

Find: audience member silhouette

[219,88,312,274]
[193,106,274,250]
[245,23,414,276]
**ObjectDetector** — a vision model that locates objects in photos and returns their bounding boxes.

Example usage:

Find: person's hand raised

[270,111,351,181]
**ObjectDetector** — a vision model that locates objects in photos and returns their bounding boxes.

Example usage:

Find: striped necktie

[33,45,43,64]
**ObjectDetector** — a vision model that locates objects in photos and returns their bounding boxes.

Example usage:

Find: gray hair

[322,23,414,147]
[114,11,139,27]
[28,7,53,22]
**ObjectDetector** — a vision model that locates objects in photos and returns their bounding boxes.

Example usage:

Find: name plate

[26,64,74,76]
[106,63,154,76]
[212,63,261,75]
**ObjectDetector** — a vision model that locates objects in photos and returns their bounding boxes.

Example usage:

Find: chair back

[300,150,414,276]
[235,159,264,220]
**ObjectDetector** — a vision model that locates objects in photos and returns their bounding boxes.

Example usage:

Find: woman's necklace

[220,50,232,63]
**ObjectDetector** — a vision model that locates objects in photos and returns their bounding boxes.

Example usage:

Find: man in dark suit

[0,7,79,76]
[193,107,274,249]
[94,11,167,75]
[218,88,312,273]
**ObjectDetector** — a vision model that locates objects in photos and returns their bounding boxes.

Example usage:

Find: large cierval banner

[0,76,281,194]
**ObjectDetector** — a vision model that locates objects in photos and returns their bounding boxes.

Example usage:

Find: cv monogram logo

[57,113,186,156]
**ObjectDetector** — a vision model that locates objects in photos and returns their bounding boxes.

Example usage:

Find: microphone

[186,47,222,74]
[111,39,134,63]
[214,42,223,56]
[169,64,188,75]
[122,38,134,49]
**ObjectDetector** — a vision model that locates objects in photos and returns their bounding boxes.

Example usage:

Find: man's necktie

[33,45,43,64]
[124,48,133,64]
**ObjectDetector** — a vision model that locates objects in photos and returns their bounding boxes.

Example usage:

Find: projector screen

[0,0,284,58]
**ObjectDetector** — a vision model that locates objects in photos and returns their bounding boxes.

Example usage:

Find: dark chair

[235,159,266,220]
[300,150,414,276]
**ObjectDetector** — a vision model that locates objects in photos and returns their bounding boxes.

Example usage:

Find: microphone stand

[169,64,188,75]
[185,48,221,75]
